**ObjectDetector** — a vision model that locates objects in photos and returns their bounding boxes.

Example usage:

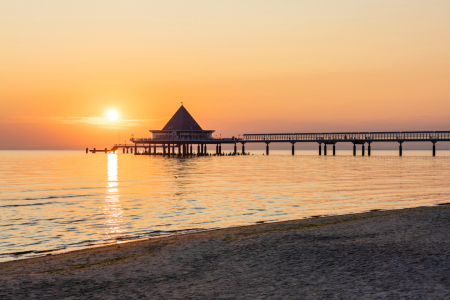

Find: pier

[242,131,450,157]
[88,105,449,157]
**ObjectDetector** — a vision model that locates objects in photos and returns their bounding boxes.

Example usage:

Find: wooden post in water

[291,142,295,155]
[333,143,336,156]
[318,143,322,156]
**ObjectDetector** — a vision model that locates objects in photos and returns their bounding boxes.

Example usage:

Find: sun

[107,110,118,121]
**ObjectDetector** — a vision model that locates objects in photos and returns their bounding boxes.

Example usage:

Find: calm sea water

[1,150,450,262]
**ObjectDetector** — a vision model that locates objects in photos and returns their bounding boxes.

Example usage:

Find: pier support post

[324,144,327,156]
[362,143,365,156]
[319,143,322,156]
[219,144,222,155]
[86,148,88,153]
[234,143,237,155]
[216,144,219,155]
[353,143,356,156]
[126,148,129,154]
[93,148,96,153]
[154,144,156,155]
[333,144,336,156]
[172,144,175,156]
[368,142,371,156]
[134,144,137,155]
[291,142,295,155]
[190,144,193,155]
[432,141,436,157]
[265,142,269,155]
[178,144,181,156]
[204,145,207,155]
[399,141,403,157]
[163,144,166,156]
[242,143,245,155]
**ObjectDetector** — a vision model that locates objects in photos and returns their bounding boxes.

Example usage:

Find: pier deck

[89,131,450,157]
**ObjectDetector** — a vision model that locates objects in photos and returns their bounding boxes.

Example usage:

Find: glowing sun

[107,110,118,121]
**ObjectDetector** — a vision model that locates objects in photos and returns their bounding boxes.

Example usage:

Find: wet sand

[1,205,449,299]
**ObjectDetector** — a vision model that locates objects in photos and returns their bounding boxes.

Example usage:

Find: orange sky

[1,1,450,149]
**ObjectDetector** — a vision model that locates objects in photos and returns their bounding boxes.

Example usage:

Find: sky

[1,0,450,149]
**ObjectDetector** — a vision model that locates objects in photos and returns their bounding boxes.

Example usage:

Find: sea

[1,150,450,262]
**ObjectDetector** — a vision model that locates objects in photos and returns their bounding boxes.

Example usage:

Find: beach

[1,205,449,299]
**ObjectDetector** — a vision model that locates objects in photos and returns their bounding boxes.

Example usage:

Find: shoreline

[3,203,448,264]
[1,204,448,272]
[2,204,450,299]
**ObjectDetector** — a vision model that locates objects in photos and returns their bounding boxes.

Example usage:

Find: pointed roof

[162,105,203,131]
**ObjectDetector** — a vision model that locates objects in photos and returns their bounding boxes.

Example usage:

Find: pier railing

[242,131,450,142]
[130,137,241,142]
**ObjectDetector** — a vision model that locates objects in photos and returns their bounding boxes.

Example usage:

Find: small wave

[0,247,68,258]
[23,194,96,201]
[1,194,98,202]
[0,202,56,208]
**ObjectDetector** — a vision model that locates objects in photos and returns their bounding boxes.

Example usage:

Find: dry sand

[1,205,450,299]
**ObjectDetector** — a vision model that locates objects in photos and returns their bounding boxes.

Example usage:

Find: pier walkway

[89,131,450,157]
[242,131,450,156]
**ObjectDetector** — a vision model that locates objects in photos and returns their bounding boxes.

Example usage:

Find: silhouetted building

[150,105,215,140]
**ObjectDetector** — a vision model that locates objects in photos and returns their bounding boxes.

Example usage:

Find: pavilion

[150,104,215,140]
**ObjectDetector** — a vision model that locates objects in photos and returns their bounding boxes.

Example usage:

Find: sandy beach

[1,205,449,299]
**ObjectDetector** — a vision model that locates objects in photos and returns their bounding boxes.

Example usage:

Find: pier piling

[291,142,295,155]
[319,143,322,156]
[333,144,336,156]
[362,143,365,156]
[324,144,327,156]
[353,143,356,156]
[433,141,436,157]
[399,141,403,156]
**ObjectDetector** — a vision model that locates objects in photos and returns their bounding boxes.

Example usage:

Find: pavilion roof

[162,105,203,131]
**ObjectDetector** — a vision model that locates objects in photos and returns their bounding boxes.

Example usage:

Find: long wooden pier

[88,131,450,157]
[242,131,450,157]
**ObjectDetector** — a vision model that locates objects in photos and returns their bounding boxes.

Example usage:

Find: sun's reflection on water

[104,153,126,240]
